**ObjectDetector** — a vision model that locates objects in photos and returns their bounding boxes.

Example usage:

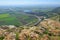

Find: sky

[0,0,60,6]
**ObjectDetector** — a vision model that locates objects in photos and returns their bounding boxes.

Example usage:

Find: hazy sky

[0,0,60,6]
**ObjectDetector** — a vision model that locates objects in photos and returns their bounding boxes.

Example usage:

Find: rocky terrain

[0,19,60,40]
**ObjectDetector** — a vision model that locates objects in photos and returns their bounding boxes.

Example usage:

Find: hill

[45,7,60,22]
[52,7,60,14]
[0,19,60,40]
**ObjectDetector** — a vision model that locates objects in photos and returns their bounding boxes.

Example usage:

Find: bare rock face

[19,33,27,40]
[40,19,60,29]
[0,19,60,40]
[29,32,40,40]
[4,32,16,40]
[18,28,41,40]
[49,29,60,36]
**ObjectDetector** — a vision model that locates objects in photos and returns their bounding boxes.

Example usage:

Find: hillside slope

[0,19,60,40]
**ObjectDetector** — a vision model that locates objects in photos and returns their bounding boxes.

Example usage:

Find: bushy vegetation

[0,20,60,40]
[0,7,60,40]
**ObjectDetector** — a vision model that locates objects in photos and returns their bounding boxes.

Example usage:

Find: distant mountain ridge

[52,7,60,14]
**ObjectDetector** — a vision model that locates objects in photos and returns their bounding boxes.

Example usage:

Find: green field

[0,14,10,18]
[0,13,38,26]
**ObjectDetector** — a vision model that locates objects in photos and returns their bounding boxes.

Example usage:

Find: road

[25,15,43,26]
[34,15,42,26]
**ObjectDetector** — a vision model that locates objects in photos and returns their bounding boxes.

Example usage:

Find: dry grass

[0,19,60,40]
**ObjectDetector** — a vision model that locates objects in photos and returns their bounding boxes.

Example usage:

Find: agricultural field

[0,13,38,26]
